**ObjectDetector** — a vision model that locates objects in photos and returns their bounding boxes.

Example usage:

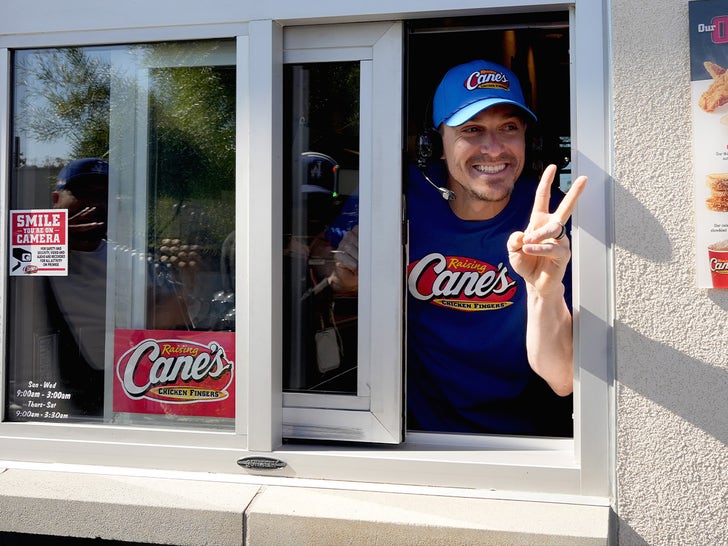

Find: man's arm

[507,164,587,396]
[524,275,574,395]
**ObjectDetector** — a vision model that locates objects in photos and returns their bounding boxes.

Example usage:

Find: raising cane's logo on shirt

[114,329,235,417]
[407,253,517,311]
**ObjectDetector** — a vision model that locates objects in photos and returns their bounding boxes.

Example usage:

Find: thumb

[507,230,525,254]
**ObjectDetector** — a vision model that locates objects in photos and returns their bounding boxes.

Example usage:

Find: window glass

[279,24,404,444]
[282,62,360,395]
[6,40,236,429]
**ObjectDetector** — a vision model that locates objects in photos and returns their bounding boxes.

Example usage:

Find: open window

[262,7,610,497]
[279,13,576,443]
[403,14,574,438]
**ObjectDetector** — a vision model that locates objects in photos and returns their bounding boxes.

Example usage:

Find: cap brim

[443,98,537,127]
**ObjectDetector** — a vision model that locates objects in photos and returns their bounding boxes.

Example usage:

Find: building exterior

[0,1,725,545]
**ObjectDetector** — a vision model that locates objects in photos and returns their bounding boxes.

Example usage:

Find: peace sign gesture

[507,164,587,295]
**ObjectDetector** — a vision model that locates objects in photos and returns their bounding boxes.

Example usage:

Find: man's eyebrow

[502,108,527,120]
[464,107,527,123]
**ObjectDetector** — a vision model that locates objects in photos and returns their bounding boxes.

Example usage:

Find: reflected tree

[16,47,111,160]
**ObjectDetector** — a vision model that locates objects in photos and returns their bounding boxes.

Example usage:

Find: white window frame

[277,22,404,444]
[241,5,611,499]
[0,0,612,502]
[0,23,252,468]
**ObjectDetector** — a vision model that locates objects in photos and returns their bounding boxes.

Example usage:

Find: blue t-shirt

[406,161,573,436]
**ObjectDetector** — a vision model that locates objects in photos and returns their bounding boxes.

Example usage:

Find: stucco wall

[611,0,728,544]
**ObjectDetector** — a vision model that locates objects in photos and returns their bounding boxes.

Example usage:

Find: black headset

[414,94,456,201]
[415,129,454,201]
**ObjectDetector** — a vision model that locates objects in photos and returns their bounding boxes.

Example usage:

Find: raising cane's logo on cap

[407,253,517,311]
[464,69,510,92]
[114,330,234,415]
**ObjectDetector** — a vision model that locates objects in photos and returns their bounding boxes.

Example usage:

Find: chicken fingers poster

[690,0,728,287]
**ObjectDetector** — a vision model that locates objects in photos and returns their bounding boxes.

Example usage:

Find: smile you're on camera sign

[9,209,68,276]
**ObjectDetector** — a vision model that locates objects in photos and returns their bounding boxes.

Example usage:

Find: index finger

[552,175,588,224]
[530,164,558,218]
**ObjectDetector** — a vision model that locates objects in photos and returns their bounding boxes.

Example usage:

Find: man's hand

[68,206,106,233]
[506,164,587,395]
[506,164,587,294]
[329,225,359,294]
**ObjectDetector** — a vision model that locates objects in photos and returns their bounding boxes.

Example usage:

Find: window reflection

[146,64,237,332]
[6,41,236,427]
[283,62,360,394]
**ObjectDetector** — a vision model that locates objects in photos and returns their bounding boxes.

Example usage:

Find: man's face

[440,103,527,216]
[52,185,108,250]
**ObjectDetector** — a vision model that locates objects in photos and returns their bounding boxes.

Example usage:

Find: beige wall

[611,0,728,544]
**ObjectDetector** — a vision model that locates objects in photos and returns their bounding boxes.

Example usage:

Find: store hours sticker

[10,209,68,276]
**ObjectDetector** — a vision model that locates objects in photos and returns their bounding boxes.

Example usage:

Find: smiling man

[405,59,587,436]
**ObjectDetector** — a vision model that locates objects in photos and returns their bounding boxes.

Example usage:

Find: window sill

[0,464,610,545]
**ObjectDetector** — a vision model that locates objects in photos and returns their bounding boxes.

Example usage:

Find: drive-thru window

[1,2,610,500]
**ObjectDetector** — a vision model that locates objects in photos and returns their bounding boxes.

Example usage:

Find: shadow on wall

[611,177,728,444]
[615,322,728,545]
[613,177,675,263]
[616,321,728,445]
[602,175,728,545]
[614,517,650,546]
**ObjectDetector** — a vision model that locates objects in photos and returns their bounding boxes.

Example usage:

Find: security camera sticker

[10,209,68,276]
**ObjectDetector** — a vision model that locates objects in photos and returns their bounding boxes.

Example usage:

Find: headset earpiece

[414,128,454,201]
[415,128,442,169]
[413,97,453,200]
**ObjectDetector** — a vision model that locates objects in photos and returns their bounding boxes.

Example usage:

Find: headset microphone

[423,172,456,201]
[415,133,456,201]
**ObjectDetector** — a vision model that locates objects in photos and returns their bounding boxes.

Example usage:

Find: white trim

[277,21,404,444]
[0,458,609,506]
[246,20,284,452]
[236,35,251,439]
[569,1,613,497]
[0,47,9,423]
[0,23,249,49]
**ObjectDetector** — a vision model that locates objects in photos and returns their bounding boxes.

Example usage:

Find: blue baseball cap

[432,60,537,128]
[55,158,108,199]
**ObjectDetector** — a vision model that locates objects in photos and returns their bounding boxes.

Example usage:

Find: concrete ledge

[0,468,610,545]
[0,468,258,545]
[247,486,610,545]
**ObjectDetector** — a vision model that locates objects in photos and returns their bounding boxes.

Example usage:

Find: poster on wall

[9,209,68,276]
[113,329,235,418]
[690,0,728,288]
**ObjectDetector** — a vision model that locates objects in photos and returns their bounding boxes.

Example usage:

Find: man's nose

[478,131,504,153]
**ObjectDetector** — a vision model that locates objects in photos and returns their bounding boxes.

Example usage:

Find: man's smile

[473,163,509,175]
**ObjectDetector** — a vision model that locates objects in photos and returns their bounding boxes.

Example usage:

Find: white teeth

[474,164,506,174]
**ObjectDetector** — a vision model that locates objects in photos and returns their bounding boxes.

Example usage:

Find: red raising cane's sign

[113,329,235,418]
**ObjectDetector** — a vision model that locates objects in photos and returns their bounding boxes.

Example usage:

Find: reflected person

[48,158,110,416]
